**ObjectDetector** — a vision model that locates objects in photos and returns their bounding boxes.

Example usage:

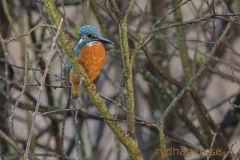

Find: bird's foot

[92,83,96,89]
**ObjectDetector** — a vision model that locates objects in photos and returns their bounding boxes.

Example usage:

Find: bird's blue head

[73,25,114,56]
[77,25,114,47]
[69,25,114,73]
[79,25,101,38]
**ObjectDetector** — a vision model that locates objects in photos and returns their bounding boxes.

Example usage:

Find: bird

[68,25,114,99]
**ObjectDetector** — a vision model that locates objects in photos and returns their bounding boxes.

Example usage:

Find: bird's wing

[67,44,81,73]
[67,62,72,73]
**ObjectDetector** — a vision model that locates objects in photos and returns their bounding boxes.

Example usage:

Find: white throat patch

[86,41,99,47]
[78,38,82,44]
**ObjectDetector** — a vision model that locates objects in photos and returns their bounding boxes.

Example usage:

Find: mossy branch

[108,0,138,141]
[43,0,143,159]
[119,22,136,139]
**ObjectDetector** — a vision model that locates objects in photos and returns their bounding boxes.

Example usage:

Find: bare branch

[24,18,63,160]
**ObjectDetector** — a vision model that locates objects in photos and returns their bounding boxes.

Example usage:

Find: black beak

[95,36,114,44]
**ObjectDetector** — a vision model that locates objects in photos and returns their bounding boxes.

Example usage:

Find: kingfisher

[68,25,114,99]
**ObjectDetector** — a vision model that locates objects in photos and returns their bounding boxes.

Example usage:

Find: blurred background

[1,0,240,159]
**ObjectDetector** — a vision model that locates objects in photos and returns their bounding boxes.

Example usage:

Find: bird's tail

[71,82,79,99]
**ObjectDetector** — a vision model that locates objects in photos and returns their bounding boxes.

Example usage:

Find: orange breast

[78,42,106,82]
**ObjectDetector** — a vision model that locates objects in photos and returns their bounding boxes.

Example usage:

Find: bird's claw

[92,83,96,89]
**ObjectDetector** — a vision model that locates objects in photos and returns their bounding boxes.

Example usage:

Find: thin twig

[0,24,57,43]
[228,99,240,108]
[0,129,24,155]
[33,153,75,160]
[114,86,124,119]
[227,56,240,87]
[26,46,41,85]
[0,58,68,80]
[0,75,69,88]
[9,36,29,122]
[136,0,150,33]
[222,141,237,160]
[206,132,217,160]
[0,33,10,112]
[131,0,193,60]
[151,12,240,33]
[24,18,63,160]
[61,0,70,31]
[108,0,121,16]
[40,107,158,127]
[159,16,235,124]
[71,108,81,160]
[0,33,15,150]
[0,34,10,108]
[98,92,128,112]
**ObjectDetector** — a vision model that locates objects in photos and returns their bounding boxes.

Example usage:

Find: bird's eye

[92,35,98,39]
[87,34,98,39]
